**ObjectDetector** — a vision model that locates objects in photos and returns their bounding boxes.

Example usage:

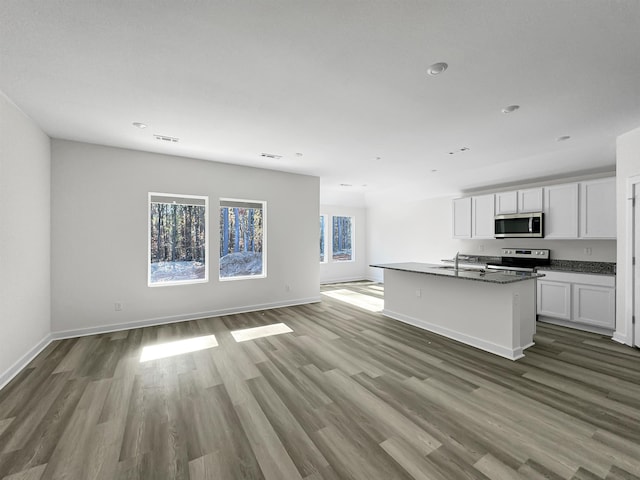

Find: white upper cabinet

[495,188,543,214]
[471,194,495,239]
[544,183,579,238]
[518,188,544,213]
[579,177,616,239]
[495,191,518,215]
[452,197,472,239]
[453,176,615,240]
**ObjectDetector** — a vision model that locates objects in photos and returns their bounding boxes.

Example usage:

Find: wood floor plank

[1,281,640,480]
[1,464,46,480]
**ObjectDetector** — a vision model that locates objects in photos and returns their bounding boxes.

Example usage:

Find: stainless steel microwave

[494,212,543,238]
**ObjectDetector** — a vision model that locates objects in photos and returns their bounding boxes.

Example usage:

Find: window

[320,215,328,263]
[219,199,265,279]
[149,193,208,286]
[332,216,353,261]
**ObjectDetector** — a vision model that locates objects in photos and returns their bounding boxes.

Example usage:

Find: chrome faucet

[454,251,459,270]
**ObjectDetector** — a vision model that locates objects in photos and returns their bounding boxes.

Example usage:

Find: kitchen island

[371,262,544,360]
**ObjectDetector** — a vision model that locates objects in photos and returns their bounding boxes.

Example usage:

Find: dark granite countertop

[370,262,544,284]
[536,260,616,276]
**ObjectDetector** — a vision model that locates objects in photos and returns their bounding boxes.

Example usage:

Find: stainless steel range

[487,248,550,272]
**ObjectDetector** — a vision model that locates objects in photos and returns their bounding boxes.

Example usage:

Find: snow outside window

[219,199,266,280]
[320,215,328,263]
[332,216,354,262]
[149,193,208,286]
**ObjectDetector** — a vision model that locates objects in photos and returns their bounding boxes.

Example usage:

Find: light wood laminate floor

[1,281,640,480]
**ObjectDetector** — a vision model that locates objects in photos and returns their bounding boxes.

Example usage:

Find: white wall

[320,205,367,283]
[0,93,51,386]
[614,126,640,345]
[51,140,319,335]
[366,193,616,283]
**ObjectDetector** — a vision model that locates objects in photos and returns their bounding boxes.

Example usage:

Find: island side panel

[381,269,535,360]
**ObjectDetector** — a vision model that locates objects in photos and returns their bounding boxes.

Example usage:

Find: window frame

[331,215,355,263]
[148,192,209,287]
[219,198,267,281]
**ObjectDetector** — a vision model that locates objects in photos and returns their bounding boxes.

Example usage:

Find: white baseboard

[51,296,321,340]
[382,309,526,361]
[537,316,614,337]
[0,333,54,391]
[320,276,368,285]
[612,331,630,345]
[1,297,320,392]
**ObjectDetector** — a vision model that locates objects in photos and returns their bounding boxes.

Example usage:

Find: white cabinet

[518,188,543,213]
[579,177,616,239]
[572,283,616,329]
[544,183,579,238]
[495,188,543,215]
[453,176,615,240]
[471,194,495,239]
[495,191,518,215]
[537,280,571,320]
[452,197,472,239]
[537,270,615,332]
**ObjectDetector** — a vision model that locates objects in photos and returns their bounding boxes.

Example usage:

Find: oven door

[494,213,543,238]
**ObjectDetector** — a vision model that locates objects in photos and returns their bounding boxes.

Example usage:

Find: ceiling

[1,1,639,207]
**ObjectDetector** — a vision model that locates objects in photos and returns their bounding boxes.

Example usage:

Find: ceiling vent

[260,152,283,160]
[154,134,179,143]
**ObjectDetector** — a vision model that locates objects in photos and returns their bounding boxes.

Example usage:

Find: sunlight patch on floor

[322,289,384,312]
[140,334,219,362]
[231,323,293,343]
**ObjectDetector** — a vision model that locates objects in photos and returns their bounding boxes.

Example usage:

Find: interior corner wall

[615,125,640,345]
[320,205,367,284]
[51,140,320,335]
[0,93,51,385]
[366,196,454,283]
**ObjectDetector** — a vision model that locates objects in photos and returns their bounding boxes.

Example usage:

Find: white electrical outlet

[478,244,485,252]
[114,302,123,311]
[584,247,592,256]
[416,289,421,298]
[285,284,291,292]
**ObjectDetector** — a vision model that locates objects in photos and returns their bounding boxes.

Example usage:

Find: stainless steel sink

[435,265,485,273]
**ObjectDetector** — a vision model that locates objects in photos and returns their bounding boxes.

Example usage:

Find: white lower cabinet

[537,281,571,320]
[572,283,616,329]
[536,271,615,332]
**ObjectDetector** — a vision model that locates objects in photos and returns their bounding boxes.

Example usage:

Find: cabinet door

[495,191,517,215]
[572,284,615,328]
[518,188,543,213]
[544,183,579,238]
[537,280,571,319]
[579,177,616,239]
[452,197,472,239]
[472,194,495,239]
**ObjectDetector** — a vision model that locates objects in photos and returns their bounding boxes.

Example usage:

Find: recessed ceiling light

[431,169,438,173]
[132,122,147,129]
[427,62,448,76]
[295,152,304,157]
[340,183,352,187]
[501,105,520,114]
[556,135,571,142]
